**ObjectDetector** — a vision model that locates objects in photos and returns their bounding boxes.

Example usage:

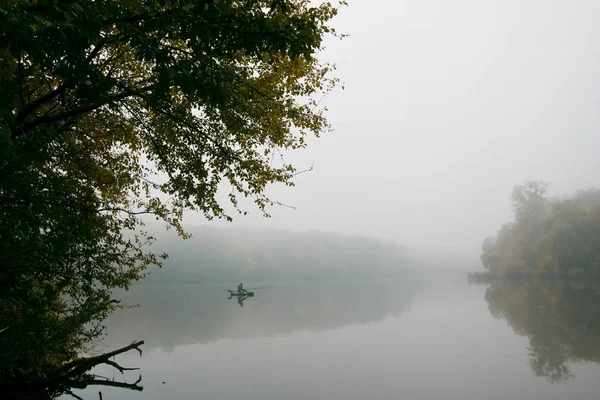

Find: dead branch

[45,340,144,387]
[68,374,143,392]
[104,360,140,373]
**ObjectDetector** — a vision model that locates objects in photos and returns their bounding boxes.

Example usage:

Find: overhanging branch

[15,85,155,137]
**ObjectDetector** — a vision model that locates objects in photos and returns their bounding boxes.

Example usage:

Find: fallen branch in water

[46,340,144,385]
[5,340,145,399]
[67,374,143,392]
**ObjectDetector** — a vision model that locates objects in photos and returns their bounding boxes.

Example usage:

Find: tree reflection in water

[483,279,600,383]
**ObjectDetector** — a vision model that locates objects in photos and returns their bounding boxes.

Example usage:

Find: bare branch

[293,162,314,176]
[104,360,140,374]
[47,340,145,384]
[271,200,297,210]
[68,375,143,392]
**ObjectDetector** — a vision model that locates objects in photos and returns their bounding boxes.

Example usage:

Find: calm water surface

[76,280,600,399]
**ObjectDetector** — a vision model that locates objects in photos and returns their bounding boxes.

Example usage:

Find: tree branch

[13,31,118,129]
[15,85,154,137]
[68,375,143,392]
[103,360,140,374]
[14,83,69,127]
[47,340,144,383]
[293,162,314,176]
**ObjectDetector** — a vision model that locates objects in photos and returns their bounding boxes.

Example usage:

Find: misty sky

[187,0,600,259]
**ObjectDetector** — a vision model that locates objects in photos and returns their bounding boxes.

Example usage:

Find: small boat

[227,289,254,297]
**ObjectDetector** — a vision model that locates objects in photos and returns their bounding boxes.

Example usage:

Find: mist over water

[101,281,422,351]
[76,279,600,400]
[66,221,600,400]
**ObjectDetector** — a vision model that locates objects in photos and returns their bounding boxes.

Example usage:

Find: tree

[0,0,344,395]
[510,180,549,222]
[480,182,600,278]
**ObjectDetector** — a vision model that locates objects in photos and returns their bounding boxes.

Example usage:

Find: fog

[101,281,423,351]
[145,226,416,283]
[179,0,600,265]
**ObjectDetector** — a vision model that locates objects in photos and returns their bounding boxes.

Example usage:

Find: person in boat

[237,282,247,295]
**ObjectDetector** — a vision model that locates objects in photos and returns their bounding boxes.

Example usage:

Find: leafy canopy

[481,181,600,278]
[0,0,344,390]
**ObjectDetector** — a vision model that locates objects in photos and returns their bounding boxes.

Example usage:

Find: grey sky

[189,0,600,259]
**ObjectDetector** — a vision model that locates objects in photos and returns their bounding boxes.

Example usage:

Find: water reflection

[68,280,600,400]
[102,280,424,352]
[231,293,252,307]
[483,280,600,383]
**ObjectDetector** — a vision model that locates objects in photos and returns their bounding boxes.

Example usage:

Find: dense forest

[483,279,600,383]
[480,182,600,278]
[146,226,416,283]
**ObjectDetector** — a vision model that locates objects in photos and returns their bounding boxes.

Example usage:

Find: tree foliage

[480,181,600,278]
[0,0,343,393]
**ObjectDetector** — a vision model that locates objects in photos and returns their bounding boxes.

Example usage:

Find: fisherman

[237,282,247,295]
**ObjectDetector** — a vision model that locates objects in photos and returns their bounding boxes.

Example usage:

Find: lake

[72,279,600,399]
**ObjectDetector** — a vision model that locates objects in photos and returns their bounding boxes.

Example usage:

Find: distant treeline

[480,181,600,278]
[145,226,416,283]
